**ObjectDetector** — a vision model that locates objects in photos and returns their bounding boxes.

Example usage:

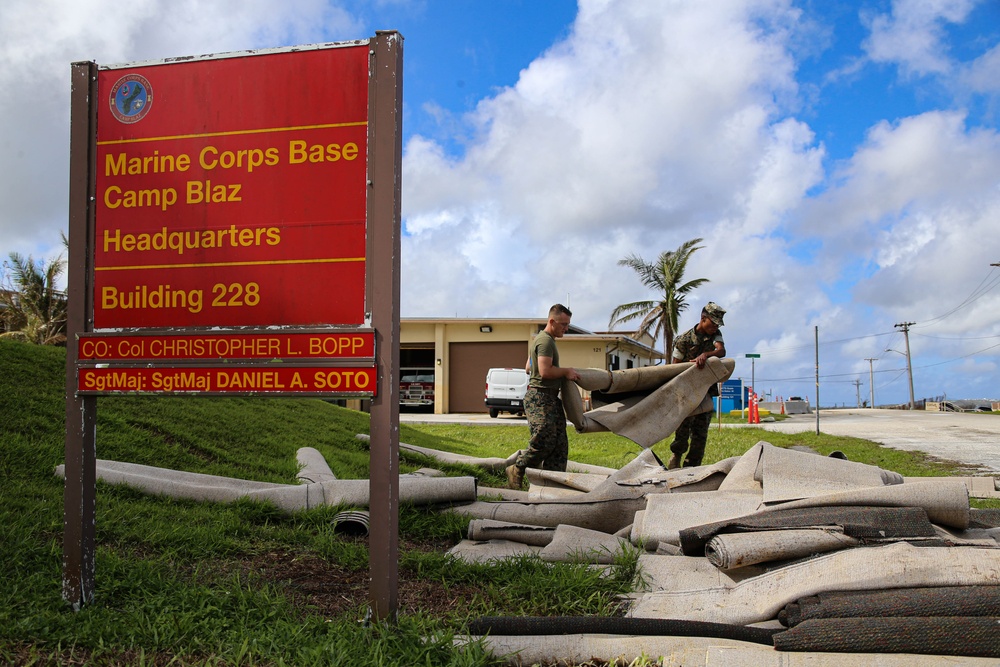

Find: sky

[2,0,999,408]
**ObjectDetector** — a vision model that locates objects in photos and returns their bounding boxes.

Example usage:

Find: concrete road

[402,407,1000,473]
[399,410,526,425]
[754,408,1000,473]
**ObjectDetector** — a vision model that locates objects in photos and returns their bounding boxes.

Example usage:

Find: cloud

[803,110,1000,331]
[2,0,999,405]
[861,0,976,77]
[401,0,820,327]
[960,43,1000,95]
[398,0,1000,404]
[0,0,359,260]
[813,111,1000,229]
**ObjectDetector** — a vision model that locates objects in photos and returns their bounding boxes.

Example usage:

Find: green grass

[400,418,970,481]
[0,338,992,665]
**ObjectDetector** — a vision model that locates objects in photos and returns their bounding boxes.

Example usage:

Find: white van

[484,367,529,418]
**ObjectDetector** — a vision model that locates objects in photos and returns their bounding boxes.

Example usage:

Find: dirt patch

[249,538,480,620]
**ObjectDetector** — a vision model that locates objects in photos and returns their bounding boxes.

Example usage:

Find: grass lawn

[0,339,991,666]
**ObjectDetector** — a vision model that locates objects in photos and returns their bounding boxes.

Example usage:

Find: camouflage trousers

[516,388,568,472]
[670,410,713,467]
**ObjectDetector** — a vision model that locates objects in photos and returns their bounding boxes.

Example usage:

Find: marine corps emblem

[109,74,153,124]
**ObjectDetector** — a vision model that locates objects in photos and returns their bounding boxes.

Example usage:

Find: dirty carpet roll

[679,505,936,556]
[463,634,994,667]
[754,441,903,503]
[467,519,555,547]
[538,524,638,564]
[523,468,607,494]
[781,586,1000,627]
[705,528,860,569]
[769,478,970,529]
[772,617,1000,658]
[447,539,540,563]
[572,363,692,394]
[57,459,479,513]
[586,447,669,500]
[296,446,337,484]
[644,478,968,550]
[466,616,777,646]
[585,357,734,448]
[445,496,645,534]
[627,542,1000,625]
[562,358,735,448]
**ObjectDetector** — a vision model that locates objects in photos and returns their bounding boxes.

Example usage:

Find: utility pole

[814,326,820,434]
[864,358,876,408]
[853,378,862,408]
[894,321,916,410]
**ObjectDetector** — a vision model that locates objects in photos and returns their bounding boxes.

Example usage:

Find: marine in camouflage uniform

[520,386,569,472]
[506,304,581,489]
[669,302,727,468]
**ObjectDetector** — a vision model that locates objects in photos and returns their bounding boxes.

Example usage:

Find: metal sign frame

[64,33,402,620]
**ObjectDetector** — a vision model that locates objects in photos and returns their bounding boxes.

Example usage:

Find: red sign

[78,332,374,361]
[94,46,370,329]
[78,365,376,396]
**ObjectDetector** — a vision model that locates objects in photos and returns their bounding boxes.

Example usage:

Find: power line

[917,265,1000,327]
[756,340,1000,386]
[756,266,1000,355]
[912,332,1000,341]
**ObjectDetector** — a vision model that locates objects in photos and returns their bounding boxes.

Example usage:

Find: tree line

[1,237,68,346]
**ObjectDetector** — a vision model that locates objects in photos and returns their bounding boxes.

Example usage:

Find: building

[399,317,665,413]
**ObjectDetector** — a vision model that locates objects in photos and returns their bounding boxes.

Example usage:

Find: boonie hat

[704,302,726,327]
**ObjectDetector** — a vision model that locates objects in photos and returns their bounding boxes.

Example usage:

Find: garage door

[449,342,527,413]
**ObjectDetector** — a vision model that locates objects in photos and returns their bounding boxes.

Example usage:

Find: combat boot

[505,464,524,489]
[667,453,681,469]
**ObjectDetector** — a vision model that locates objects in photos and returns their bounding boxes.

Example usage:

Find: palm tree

[608,238,708,357]
[0,250,68,345]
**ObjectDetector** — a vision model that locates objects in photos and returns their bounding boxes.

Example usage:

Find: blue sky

[1,0,999,408]
[361,0,579,153]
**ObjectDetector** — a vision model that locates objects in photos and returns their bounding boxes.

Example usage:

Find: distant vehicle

[400,369,434,409]
[485,367,529,418]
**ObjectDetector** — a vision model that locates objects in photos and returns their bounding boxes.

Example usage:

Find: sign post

[745,353,760,413]
[64,35,402,617]
[367,31,403,622]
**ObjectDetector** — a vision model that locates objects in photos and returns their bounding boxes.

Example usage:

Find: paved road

[753,408,1000,473]
[402,407,1000,474]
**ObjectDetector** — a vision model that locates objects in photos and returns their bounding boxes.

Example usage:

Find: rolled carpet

[781,586,1000,627]
[705,528,860,569]
[627,543,1000,625]
[679,506,936,556]
[773,617,1000,658]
